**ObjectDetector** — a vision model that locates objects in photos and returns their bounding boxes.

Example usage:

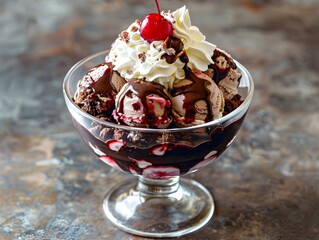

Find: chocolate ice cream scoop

[73,63,126,120]
[113,79,172,128]
[73,63,115,118]
[218,68,241,100]
[168,69,224,127]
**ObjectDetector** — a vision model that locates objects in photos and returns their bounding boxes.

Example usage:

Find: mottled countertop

[1,0,319,239]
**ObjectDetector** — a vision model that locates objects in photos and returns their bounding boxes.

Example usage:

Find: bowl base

[103,177,214,238]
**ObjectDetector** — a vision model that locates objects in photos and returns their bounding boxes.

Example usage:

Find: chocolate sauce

[163,36,186,64]
[73,112,246,177]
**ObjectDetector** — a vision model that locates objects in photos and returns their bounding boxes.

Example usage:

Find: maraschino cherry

[140,0,173,43]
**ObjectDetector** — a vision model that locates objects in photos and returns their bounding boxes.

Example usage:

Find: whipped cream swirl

[107,6,216,88]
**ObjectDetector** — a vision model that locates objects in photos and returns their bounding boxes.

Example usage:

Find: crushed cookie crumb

[120,31,130,43]
[138,53,146,63]
[131,26,138,32]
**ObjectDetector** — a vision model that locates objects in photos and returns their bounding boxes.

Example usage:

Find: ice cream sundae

[63,1,253,236]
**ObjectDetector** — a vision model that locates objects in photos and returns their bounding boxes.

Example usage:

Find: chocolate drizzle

[163,36,188,64]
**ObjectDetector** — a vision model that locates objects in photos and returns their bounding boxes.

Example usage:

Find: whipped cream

[107,6,216,89]
[165,6,216,71]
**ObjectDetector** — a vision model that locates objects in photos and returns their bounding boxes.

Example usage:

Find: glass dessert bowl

[63,50,254,238]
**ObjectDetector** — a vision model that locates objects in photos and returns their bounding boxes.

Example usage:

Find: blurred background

[0,0,318,239]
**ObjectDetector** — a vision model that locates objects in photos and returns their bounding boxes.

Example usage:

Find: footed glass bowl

[63,51,254,238]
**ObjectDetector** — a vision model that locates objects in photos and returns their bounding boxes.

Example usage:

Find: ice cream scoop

[113,79,172,128]
[168,69,224,127]
[66,2,253,236]
[73,63,115,118]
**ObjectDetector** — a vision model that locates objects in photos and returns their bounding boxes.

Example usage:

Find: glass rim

[63,50,254,133]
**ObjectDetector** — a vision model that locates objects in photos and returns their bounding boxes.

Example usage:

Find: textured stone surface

[1,0,319,239]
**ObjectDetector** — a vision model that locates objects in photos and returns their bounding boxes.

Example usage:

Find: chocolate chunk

[110,71,126,93]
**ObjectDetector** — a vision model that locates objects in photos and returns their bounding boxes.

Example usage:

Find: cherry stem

[155,0,161,15]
